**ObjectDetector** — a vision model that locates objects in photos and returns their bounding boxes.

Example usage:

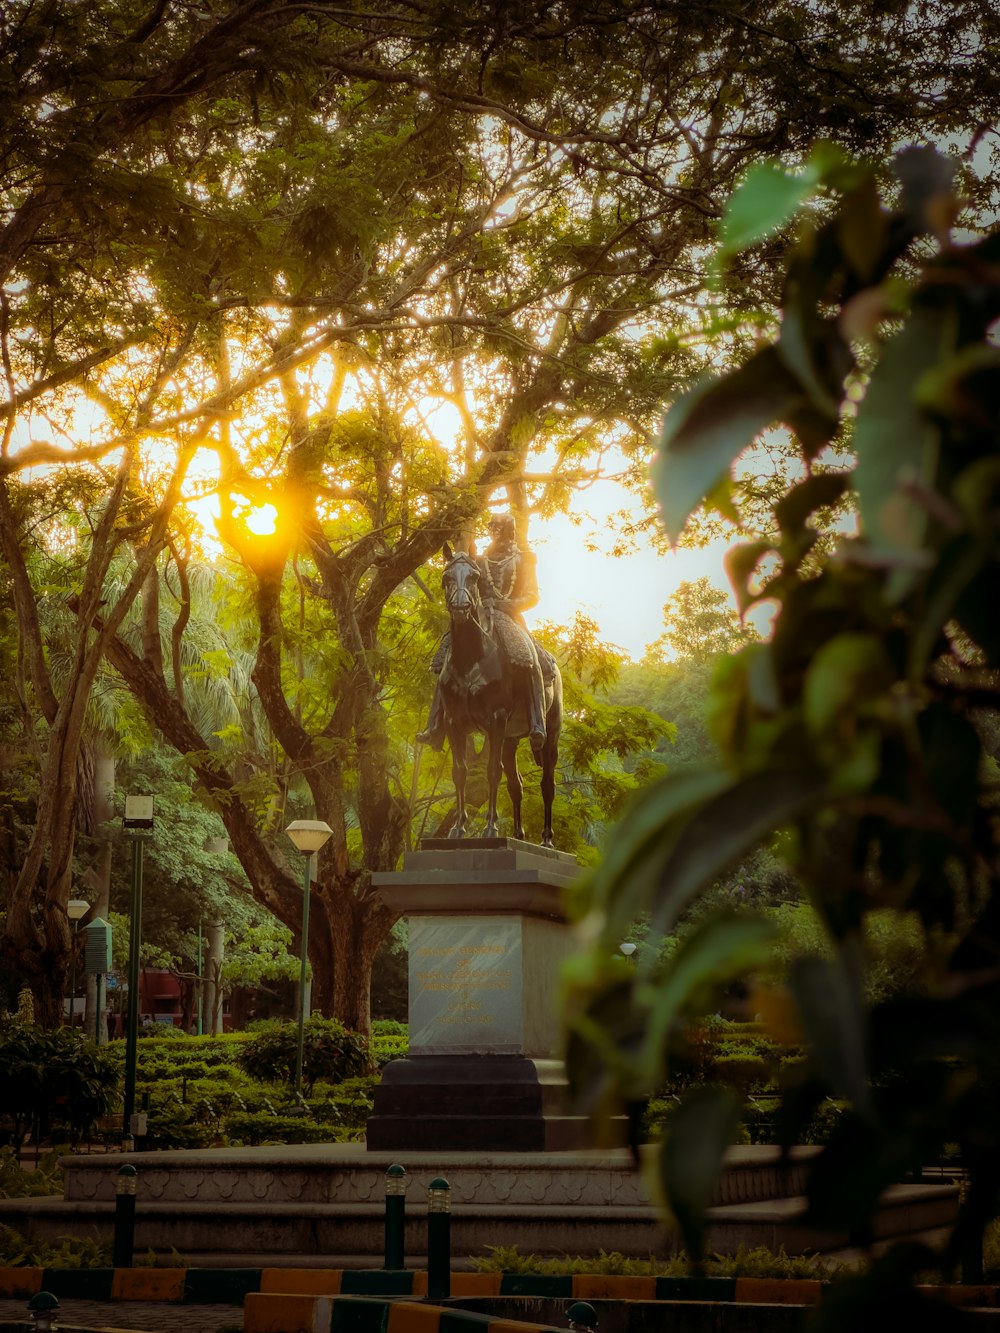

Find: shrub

[224,1112,354,1146]
[471,1243,857,1279]
[709,1054,772,1090]
[0,1223,111,1269]
[0,1018,121,1151]
[0,1148,63,1198]
[237,1016,370,1094]
[371,1034,408,1067]
[141,1097,218,1150]
[372,1019,407,1036]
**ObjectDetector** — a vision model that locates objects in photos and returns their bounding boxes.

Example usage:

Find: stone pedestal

[367,838,587,1152]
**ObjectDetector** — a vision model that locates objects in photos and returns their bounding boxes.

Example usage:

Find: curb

[246,1295,562,1333]
[2,1266,998,1309]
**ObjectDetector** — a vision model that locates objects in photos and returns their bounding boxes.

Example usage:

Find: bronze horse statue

[436,543,562,846]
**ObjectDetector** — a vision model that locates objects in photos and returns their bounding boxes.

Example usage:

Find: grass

[471,1244,862,1280]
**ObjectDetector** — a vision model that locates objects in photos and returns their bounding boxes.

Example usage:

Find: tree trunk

[205,922,226,1033]
[308,873,396,1035]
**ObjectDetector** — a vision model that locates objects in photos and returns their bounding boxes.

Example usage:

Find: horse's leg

[483,717,506,838]
[540,691,562,848]
[448,724,468,839]
[540,747,556,847]
[502,737,523,840]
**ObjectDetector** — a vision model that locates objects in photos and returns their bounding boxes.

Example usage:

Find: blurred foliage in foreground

[565,145,1000,1324]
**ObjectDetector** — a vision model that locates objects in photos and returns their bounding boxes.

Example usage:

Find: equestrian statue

[416,514,562,846]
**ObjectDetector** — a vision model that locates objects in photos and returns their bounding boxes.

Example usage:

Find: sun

[245,503,279,536]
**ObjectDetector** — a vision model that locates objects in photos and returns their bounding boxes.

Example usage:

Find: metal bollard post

[113,1164,137,1268]
[426,1176,451,1300]
[27,1292,59,1333]
[384,1164,408,1269]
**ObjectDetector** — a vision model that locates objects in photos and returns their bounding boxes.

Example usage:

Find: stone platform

[0,1144,959,1268]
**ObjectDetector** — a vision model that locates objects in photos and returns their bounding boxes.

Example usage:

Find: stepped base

[0,1145,960,1266]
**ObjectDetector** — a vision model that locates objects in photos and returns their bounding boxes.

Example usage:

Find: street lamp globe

[285,819,333,853]
[68,899,89,922]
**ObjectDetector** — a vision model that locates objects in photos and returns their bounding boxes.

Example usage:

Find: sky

[528,508,729,660]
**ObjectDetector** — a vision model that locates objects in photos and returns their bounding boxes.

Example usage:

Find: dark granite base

[366,1055,592,1152]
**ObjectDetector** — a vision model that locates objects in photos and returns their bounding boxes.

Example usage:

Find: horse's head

[442,544,482,622]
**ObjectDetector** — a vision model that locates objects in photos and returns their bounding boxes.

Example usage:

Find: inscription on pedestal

[410,917,523,1054]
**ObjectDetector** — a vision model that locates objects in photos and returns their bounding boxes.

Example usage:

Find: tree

[4,1,999,1026]
[613,579,759,770]
[565,148,1000,1317]
[647,579,758,667]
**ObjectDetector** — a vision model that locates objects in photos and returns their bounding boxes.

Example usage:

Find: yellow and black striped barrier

[3,1264,999,1325]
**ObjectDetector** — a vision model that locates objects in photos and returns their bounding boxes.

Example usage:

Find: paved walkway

[0,1298,244,1331]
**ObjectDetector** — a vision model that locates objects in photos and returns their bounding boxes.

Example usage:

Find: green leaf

[854,303,953,595]
[745,644,782,716]
[657,1086,745,1257]
[836,172,889,284]
[723,540,776,616]
[639,912,776,1082]
[647,770,825,938]
[789,954,872,1118]
[774,471,850,535]
[718,161,821,263]
[802,633,894,740]
[652,348,804,544]
[581,768,733,933]
[564,974,648,1114]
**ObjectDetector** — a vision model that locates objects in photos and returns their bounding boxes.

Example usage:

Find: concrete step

[0,1180,959,1265]
[60,1143,819,1209]
[705,1181,960,1253]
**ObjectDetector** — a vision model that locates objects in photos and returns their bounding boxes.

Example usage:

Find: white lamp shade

[285,819,334,853]
[619,941,637,957]
[67,899,90,921]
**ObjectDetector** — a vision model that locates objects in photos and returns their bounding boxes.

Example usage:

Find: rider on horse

[416,513,548,759]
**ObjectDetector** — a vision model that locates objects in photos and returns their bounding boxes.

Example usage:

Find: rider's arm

[509,547,540,613]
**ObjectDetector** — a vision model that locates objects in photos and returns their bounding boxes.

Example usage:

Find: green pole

[426,1177,451,1299]
[123,836,143,1139]
[293,852,313,1100]
[384,1164,407,1269]
[196,920,203,1036]
[68,922,77,1029]
[113,1165,137,1268]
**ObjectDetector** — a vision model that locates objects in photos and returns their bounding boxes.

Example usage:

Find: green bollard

[426,1176,451,1300]
[113,1164,137,1268]
[384,1164,408,1269]
[27,1291,59,1333]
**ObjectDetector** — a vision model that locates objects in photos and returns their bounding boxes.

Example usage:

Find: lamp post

[196,919,203,1036]
[67,899,89,1027]
[201,837,228,1037]
[122,796,154,1142]
[285,819,333,1101]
